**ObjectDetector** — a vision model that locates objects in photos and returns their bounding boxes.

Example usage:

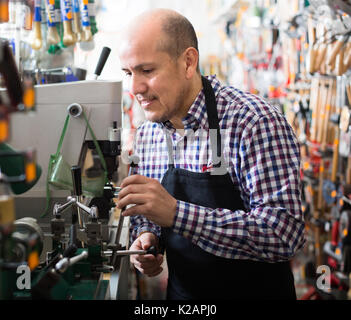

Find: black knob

[71,165,82,196]
[146,246,157,256]
[94,47,111,77]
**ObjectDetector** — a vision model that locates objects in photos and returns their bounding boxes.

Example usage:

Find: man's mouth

[139,97,157,109]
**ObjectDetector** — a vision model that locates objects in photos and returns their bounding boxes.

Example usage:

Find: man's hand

[117,174,177,227]
[130,232,163,277]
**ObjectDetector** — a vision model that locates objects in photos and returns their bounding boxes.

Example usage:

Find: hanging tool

[317,78,327,144]
[336,44,345,76]
[72,0,83,42]
[328,34,349,68]
[45,0,60,45]
[31,0,42,50]
[321,79,338,206]
[60,0,76,46]
[88,0,97,35]
[321,78,334,149]
[343,37,351,70]
[314,40,328,72]
[80,0,92,42]
[307,14,317,73]
[331,115,340,183]
[309,77,320,142]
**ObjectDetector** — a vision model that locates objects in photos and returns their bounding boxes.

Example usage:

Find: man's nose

[130,74,147,96]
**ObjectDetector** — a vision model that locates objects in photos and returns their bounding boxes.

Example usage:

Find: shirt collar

[160,74,221,131]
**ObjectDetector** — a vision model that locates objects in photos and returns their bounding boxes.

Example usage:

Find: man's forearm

[172,199,305,262]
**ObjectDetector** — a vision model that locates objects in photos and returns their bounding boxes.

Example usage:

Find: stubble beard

[152,85,187,125]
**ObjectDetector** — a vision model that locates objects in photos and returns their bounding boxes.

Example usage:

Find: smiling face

[118,11,201,127]
[120,37,186,124]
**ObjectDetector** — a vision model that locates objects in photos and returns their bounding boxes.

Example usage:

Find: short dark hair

[158,14,200,71]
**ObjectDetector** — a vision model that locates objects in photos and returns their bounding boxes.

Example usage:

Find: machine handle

[112,245,158,257]
[71,165,82,196]
[94,47,111,78]
[55,250,88,274]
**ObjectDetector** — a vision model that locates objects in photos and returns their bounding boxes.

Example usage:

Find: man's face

[119,30,187,123]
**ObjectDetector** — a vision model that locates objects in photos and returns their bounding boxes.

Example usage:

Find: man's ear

[183,47,199,79]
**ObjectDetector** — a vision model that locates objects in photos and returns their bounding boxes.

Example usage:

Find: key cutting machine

[0,45,136,300]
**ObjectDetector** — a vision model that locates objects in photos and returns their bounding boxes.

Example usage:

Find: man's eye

[143,69,153,74]
[124,72,132,77]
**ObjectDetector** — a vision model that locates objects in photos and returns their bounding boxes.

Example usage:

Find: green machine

[0,160,131,300]
[0,42,133,300]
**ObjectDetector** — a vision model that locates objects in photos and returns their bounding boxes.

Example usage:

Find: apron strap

[201,76,222,168]
[164,128,175,168]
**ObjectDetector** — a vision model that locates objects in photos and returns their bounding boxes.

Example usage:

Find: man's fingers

[118,184,147,201]
[120,174,149,188]
[132,253,163,264]
[122,204,149,217]
[131,254,163,277]
[117,194,147,210]
[132,253,163,265]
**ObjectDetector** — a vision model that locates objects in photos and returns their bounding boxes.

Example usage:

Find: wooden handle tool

[328,35,348,67]
[61,0,76,46]
[80,0,92,42]
[31,0,42,50]
[45,0,60,45]
[314,42,328,72]
[72,0,83,42]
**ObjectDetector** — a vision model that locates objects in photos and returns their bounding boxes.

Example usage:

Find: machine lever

[93,46,111,80]
[55,250,88,274]
[66,196,98,219]
[106,245,157,257]
[71,165,82,196]
[114,156,139,246]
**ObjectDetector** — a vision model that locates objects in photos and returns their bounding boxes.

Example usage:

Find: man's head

[119,9,202,126]
[156,12,199,71]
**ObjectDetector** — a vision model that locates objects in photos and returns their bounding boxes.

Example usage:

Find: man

[117,8,305,299]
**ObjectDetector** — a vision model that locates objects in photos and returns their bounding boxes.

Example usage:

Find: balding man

[117,9,305,300]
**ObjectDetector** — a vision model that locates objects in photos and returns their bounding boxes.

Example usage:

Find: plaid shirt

[130,75,305,262]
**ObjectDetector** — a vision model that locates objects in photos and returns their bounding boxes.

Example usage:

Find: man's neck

[169,74,203,129]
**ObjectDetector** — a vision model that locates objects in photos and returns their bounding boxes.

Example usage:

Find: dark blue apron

[160,76,296,300]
